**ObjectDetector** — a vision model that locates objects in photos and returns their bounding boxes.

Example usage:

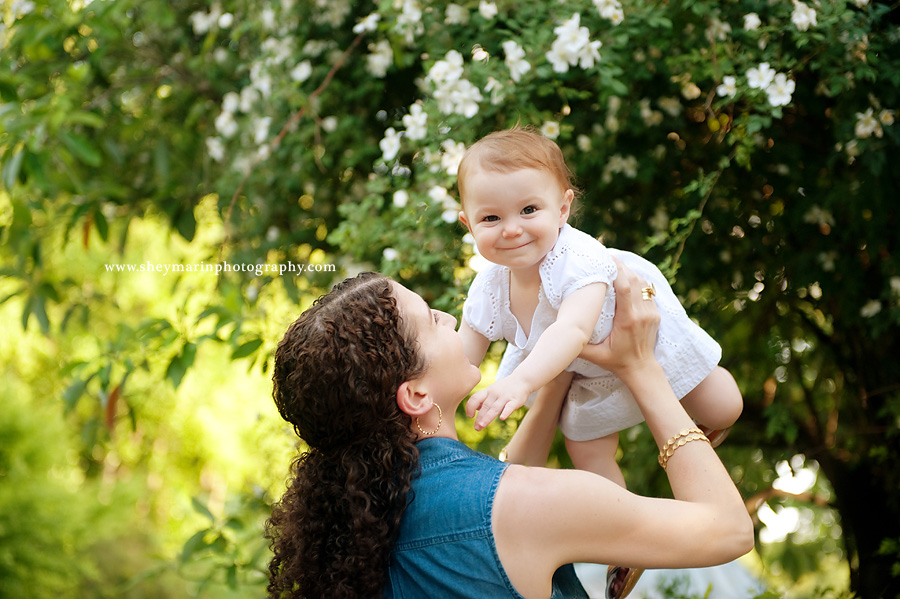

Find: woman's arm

[467,283,607,429]
[491,265,754,599]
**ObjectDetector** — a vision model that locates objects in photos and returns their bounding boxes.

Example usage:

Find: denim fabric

[385,437,588,599]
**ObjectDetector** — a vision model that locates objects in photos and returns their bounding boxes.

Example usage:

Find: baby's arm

[459,319,491,367]
[468,282,608,430]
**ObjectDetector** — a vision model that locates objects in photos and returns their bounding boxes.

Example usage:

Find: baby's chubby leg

[565,433,626,488]
[681,366,743,431]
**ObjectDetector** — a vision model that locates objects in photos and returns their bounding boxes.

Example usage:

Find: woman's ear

[396,380,432,418]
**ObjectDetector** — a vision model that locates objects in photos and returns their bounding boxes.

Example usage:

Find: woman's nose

[439,311,458,328]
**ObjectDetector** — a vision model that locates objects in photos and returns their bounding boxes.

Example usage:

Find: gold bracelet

[658,427,710,470]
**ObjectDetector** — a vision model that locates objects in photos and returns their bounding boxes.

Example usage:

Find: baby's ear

[559,189,574,224]
[458,210,471,230]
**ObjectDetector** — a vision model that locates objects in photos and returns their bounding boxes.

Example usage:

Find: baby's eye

[522,205,537,215]
[483,215,500,222]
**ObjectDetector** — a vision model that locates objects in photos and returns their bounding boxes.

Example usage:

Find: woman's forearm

[620,362,749,514]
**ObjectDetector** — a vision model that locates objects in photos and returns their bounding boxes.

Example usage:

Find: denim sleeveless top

[385,437,588,599]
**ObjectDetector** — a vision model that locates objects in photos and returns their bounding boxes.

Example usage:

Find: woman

[266,268,753,599]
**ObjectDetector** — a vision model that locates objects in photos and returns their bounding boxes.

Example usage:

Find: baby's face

[459,167,572,273]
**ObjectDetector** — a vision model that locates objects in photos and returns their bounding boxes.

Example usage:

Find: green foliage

[2,0,899,596]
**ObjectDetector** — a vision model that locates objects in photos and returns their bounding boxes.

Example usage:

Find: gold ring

[641,283,656,301]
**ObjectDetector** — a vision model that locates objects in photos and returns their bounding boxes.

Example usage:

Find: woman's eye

[522,205,537,215]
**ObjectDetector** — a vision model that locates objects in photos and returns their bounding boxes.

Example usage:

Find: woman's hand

[578,260,660,378]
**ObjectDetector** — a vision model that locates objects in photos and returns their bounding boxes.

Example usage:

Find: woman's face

[391,282,482,406]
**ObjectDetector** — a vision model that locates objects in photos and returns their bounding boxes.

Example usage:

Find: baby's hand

[466,377,532,431]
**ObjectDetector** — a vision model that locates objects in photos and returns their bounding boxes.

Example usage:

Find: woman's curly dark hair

[266,272,426,599]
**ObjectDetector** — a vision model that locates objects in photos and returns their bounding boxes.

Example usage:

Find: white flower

[353,12,380,33]
[803,205,835,226]
[593,0,624,24]
[879,109,895,126]
[189,11,213,35]
[681,82,702,100]
[445,4,469,25]
[717,75,738,98]
[766,73,795,107]
[428,185,451,205]
[383,248,400,261]
[222,91,240,114]
[440,140,466,175]
[250,62,273,98]
[239,87,259,113]
[322,116,338,132]
[545,13,602,73]
[747,62,776,90]
[291,60,313,82]
[441,209,459,223]
[218,12,234,28]
[890,276,900,297]
[855,108,883,138]
[266,226,280,242]
[705,17,732,43]
[860,300,882,318]
[215,110,238,138]
[256,144,271,160]
[393,190,409,208]
[577,134,592,152]
[853,0,870,6]
[472,45,490,62]
[366,40,393,78]
[253,117,272,145]
[261,7,276,29]
[478,1,498,19]
[380,127,402,161]
[206,137,225,162]
[791,1,817,32]
[503,40,531,82]
[433,79,483,117]
[427,50,465,85]
[658,97,682,116]
[541,121,561,139]
[484,77,506,105]
[639,99,663,126]
[744,13,762,31]
[402,104,428,140]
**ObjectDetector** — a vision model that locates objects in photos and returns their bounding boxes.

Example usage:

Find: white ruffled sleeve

[462,267,505,342]
[540,225,618,309]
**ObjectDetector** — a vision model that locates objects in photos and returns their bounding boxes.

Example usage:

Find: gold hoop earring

[416,403,443,436]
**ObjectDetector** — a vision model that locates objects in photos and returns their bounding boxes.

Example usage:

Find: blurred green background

[1,0,898,597]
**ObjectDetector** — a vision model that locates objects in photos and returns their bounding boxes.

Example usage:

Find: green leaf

[165,342,196,388]
[180,529,211,564]
[60,131,102,167]
[191,496,216,522]
[231,338,263,360]
[226,564,238,590]
[2,145,24,189]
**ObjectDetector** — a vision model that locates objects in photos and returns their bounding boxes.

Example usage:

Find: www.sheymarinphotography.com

[104,261,337,277]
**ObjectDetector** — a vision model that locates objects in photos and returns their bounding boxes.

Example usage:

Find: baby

[457,127,742,486]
